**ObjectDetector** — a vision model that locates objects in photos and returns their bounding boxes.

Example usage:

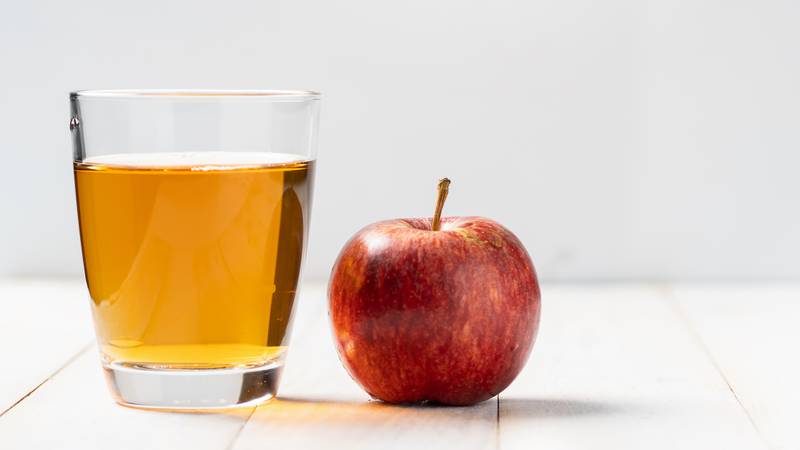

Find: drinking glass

[69,90,320,409]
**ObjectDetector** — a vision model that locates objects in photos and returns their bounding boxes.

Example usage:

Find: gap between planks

[661,285,769,450]
[225,407,257,450]
[0,340,93,417]
[495,395,501,450]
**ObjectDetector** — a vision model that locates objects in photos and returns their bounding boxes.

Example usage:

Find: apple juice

[74,152,314,369]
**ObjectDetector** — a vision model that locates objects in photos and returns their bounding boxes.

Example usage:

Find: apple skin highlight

[328,217,541,406]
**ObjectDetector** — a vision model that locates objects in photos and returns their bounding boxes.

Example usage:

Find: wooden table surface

[0,279,797,449]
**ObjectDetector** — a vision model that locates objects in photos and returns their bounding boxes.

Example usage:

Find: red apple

[328,179,540,406]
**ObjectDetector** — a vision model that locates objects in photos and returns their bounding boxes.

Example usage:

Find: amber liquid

[74,153,313,369]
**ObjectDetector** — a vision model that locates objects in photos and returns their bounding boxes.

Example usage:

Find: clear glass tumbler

[69,90,320,409]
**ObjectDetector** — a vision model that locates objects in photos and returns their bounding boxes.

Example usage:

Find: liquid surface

[75,152,314,369]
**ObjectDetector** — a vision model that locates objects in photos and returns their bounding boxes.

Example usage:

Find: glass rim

[70,89,321,101]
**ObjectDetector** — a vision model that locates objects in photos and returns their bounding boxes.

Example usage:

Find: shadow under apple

[498,397,629,420]
[256,395,629,424]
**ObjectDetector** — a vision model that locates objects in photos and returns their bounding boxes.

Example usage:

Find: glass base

[102,361,283,410]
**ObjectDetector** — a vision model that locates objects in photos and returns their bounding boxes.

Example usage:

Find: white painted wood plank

[0,349,251,449]
[0,279,93,413]
[672,284,800,450]
[0,283,331,449]
[499,285,766,450]
[232,284,498,450]
[3,281,779,450]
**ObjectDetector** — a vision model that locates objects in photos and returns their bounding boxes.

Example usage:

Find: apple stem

[432,178,451,231]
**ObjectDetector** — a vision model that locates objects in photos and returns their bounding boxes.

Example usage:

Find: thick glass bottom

[102,361,283,410]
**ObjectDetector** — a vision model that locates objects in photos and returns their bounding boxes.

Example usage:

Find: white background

[1,0,798,282]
